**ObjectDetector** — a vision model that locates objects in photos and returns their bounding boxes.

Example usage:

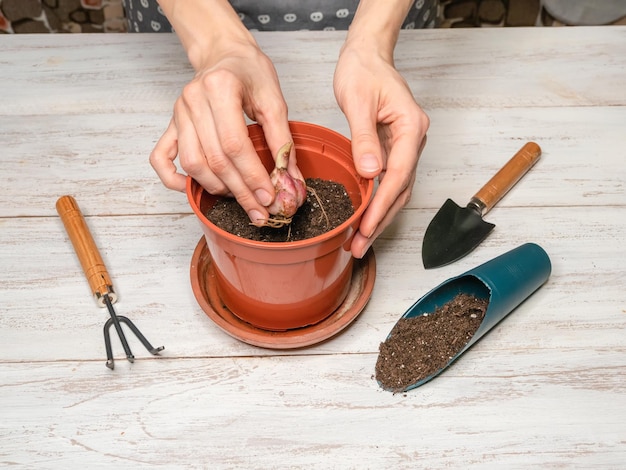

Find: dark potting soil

[207,178,354,242]
[375,293,489,393]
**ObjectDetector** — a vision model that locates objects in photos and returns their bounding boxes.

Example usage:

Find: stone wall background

[0,0,126,33]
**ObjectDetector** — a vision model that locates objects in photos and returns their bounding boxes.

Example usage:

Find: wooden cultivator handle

[56,195,117,307]
[471,142,542,215]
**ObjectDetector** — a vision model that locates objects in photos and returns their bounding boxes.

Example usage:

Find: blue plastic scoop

[378,243,551,392]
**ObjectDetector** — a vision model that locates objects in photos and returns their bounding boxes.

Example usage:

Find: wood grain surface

[1,27,625,469]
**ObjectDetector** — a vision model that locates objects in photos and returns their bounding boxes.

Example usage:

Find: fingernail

[255,189,273,206]
[354,240,373,259]
[360,153,380,173]
[248,209,265,226]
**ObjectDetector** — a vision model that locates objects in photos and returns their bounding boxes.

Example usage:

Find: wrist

[187,28,258,71]
[158,0,257,70]
[345,0,413,60]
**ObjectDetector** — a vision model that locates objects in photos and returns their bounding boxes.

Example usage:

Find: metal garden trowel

[422,142,542,269]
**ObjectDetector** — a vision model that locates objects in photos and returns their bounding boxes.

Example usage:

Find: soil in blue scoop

[375,293,488,393]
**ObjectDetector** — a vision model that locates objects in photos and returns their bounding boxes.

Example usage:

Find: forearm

[346,0,415,60]
[157,0,256,70]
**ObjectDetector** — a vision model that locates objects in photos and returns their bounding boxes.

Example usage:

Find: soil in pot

[207,178,354,242]
[375,293,489,392]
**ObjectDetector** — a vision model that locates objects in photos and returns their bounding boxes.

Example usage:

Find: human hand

[334,38,430,259]
[149,31,298,226]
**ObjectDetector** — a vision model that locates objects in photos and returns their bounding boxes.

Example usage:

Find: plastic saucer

[190,236,376,349]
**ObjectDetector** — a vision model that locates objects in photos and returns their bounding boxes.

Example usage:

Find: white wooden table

[1,27,625,468]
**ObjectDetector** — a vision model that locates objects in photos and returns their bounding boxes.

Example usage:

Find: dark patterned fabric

[122,0,438,33]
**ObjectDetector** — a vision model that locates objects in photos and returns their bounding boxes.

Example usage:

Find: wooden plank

[394,27,626,108]
[2,28,625,117]
[1,207,623,362]
[1,34,189,116]
[1,28,625,468]
[1,106,624,217]
[1,351,624,468]
[2,28,624,216]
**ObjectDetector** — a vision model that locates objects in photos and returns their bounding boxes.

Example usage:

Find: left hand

[334,38,430,259]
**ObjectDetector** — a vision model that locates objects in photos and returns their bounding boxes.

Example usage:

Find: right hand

[149,40,296,226]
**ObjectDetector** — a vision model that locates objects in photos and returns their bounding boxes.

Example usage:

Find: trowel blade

[421,198,495,269]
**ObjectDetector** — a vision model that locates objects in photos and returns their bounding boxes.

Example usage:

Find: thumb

[346,110,383,179]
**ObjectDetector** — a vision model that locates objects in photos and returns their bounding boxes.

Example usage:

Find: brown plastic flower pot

[187,121,374,332]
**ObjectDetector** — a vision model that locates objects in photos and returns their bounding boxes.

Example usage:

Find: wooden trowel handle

[471,142,541,215]
[56,195,117,307]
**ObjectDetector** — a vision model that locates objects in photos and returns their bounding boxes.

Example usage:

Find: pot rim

[186,122,374,250]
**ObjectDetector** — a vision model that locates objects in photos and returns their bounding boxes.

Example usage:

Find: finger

[263,121,302,180]
[343,97,383,179]
[357,132,426,247]
[236,58,295,178]
[182,90,271,225]
[251,91,300,180]
[211,98,278,207]
[174,98,229,195]
[351,178,414,259]
[149,119,187,192]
